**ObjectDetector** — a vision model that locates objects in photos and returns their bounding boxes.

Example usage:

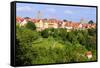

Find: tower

[36,11,42,19]
[80,18,88,24]
[80,18,84,23]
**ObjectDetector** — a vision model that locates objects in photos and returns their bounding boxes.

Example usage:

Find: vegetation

[25,21,36,30]
[88,20,94,24]
[16,22,97,65]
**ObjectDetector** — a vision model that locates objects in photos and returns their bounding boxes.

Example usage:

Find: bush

[25,21,36,30]
[41,29,49,38]
[16,28,40,65]
[16,25,97,65]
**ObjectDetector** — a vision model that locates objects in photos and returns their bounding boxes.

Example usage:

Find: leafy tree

[41,29,49,38]
[88,28,96,36]
[58,28,67,41]
[88,20,94,24]
[66,31,77,44]
[86,36,96,51]
[25,21,36,30]
[63,19,68,22]
[16,28,40,65]
[24,17,30,19]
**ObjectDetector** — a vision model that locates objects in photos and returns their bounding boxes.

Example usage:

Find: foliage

[16,27,40,65]
[88,20,94,24]
[63,19,68,22]
[25,21,36,30]
[88,28,96,36]
[16,24,97,65]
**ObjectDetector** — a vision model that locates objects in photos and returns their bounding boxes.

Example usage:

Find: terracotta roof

[85,51,92,56]
[16,16,24,23]
[16,17,96,29]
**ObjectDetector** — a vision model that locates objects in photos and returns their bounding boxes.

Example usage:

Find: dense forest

[16,21,97,65]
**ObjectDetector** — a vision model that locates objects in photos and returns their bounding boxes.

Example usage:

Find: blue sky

[16,3,96,22]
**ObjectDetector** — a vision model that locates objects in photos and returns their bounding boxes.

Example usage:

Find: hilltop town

[16,16,96,31]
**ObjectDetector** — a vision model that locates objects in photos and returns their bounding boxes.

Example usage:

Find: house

[20,19,27,26]
[16,16,24,23]
[16,16,28,26]
[16,17,96,30]
[34,19,49,31]
[34,19,43,31]
[85,51,92,59]
[58,20,63,28]
[48,19,58,28]
[42,19,48,29]
[62,21,66,28]
[64,22,72,29]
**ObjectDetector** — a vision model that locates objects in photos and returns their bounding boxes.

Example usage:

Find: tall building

[80,18,88,24]
[36,11,42,19]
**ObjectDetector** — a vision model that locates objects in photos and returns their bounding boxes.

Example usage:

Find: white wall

[0,0,99,68]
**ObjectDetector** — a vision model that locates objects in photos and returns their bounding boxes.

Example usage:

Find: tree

[26,21,36,30]
[66,31,77,44]
[86,36,96,51]
[88,20,94,24]
[41,29,49,38]
[16,28,40,65]
[88,28,96,36]
[63,19,68,22]
[24,17,30,19]
[58,28,68,41]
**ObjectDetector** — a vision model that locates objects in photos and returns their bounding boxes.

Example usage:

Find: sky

[16,3,96,22]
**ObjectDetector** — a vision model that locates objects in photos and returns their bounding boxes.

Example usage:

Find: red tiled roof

[85,51,92,56]
[16,17,96,29]
[16,16,24,23]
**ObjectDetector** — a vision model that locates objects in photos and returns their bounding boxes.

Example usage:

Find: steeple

[36,11,42,19]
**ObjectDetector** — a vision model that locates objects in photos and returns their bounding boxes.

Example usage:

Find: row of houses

[16,16,96,31]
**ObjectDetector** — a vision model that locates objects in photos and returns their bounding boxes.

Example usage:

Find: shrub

[25,21,36,30]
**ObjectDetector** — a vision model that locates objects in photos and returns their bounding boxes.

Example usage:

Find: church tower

[36,11,42,19]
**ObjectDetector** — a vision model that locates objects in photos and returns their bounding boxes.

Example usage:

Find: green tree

[16,28,40,65]
[88,28,96,36]
[41,29,49,38]
[88,20,94,24]
[63,19,68,22]
[86,36,96,51]
[25,21,36,30]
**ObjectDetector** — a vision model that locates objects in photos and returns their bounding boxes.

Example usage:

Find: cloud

[17,6,33,11]
[46,8,56,13]
[64,10,73,14]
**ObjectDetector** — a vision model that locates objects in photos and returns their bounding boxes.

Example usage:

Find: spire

[36,11,42,19]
